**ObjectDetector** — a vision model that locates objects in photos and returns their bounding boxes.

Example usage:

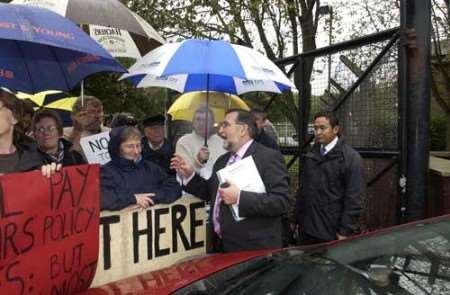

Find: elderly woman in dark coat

[100,126,181,211]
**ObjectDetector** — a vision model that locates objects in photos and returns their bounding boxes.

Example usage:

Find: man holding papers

[171,109,289,253]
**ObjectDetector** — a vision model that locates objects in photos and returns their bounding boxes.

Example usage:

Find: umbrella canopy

[0,3,126,93]
[120,39,296,95]
[16,90,77,111]
[168,91,249,122]
[11,0,165,59]
[16,90,77,126]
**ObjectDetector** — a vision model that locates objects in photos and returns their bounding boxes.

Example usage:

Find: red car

[84,215,450,294]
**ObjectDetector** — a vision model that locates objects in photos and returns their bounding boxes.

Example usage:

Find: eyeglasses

[35,126,58,134]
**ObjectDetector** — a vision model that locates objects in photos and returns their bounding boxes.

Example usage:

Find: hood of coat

[108,126,142,169]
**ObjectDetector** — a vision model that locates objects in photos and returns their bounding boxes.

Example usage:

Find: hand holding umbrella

[197,146,210,164]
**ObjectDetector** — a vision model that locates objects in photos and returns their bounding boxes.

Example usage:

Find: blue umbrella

[0,3,126,94]
[120,39,295,95]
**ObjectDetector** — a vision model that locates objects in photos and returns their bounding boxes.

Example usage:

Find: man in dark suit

[171,109,289,253]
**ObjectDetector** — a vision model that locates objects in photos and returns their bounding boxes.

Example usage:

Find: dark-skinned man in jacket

[295,110,366,245]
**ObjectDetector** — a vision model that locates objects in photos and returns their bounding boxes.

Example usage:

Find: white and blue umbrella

[120,39,295,95]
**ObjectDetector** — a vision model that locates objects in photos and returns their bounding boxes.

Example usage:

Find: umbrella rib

[48,45,72,91]
[14,41,37,93]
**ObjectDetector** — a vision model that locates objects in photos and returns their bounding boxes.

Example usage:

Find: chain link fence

[278,37,400,230]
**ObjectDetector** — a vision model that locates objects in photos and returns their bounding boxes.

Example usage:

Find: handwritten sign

[91,196,206,287]
[80,131,111,165]
[0,164,100,295]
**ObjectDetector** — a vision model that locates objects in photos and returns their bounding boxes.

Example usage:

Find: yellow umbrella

[16,90,77,111]
[168,91,249,122]
[16,90,78,127]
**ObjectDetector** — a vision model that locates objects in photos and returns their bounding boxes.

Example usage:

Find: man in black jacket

[171,109,289,253]
[141,115,174,175]
[295,111,365,244]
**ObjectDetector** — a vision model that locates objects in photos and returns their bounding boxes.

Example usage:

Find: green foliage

[81,72,166,121]
[430,113,448,150]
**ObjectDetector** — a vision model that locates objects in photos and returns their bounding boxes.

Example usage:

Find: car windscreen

[173,217,450,295]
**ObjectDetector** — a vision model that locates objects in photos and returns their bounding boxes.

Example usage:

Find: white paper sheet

[216,156,266,221]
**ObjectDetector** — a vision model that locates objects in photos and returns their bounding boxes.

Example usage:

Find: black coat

[141,138,175,175]
[13,141,45,173]
[100,127,181,211]
[184,141,289,253]
[295,138,365,241]
[40,138,86,167]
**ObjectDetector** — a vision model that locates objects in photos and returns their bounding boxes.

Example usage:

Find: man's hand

[196,146,210,164]
[219,181,240,205]
[170,153,194,177]
[135,193,155,209]
[336,233,347,240]
[41,162,62,178]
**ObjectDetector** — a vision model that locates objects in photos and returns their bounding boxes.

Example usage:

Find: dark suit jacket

[184,141,289,252]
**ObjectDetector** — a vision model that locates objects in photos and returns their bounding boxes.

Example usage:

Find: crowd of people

[0,87,366,253]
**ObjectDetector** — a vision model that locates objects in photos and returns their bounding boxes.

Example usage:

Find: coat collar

[307,137,346,161]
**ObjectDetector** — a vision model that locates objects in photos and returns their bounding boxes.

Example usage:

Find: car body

[83,214,450,294]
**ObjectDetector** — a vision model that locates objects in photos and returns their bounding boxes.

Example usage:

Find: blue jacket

[100,127,182,211]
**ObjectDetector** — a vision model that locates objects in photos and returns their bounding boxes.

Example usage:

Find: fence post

[401,0,432,221]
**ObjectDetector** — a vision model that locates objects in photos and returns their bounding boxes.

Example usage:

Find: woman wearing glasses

[100,126,181,211]
[32,109,85,166]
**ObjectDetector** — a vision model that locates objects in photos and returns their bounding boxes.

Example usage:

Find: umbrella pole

[81,79,84,107]
[79,24,85,107]
[204,73,209,147]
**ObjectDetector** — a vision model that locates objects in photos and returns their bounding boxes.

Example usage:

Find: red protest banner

[0,164,99,295]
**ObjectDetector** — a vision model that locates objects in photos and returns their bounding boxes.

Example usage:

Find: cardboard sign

[80,132,111,165]
[89,25,141,59]
[91,196,206,287]
[0,164,100,295]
